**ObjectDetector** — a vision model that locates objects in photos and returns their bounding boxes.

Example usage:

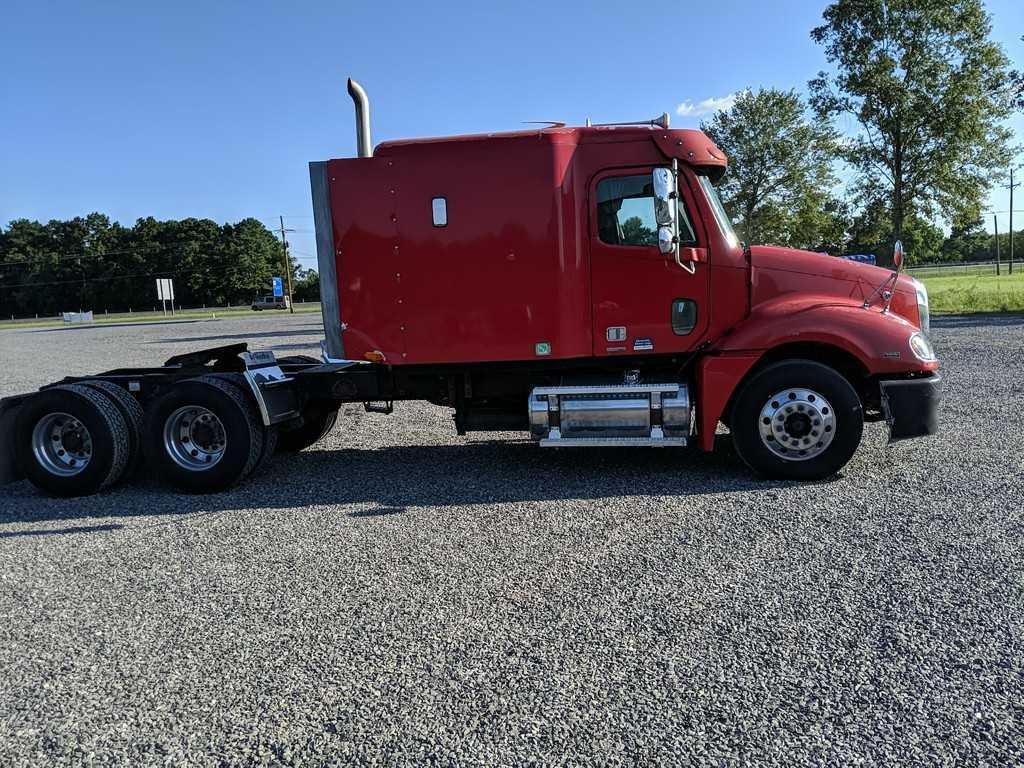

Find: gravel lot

[0,313,1022,766]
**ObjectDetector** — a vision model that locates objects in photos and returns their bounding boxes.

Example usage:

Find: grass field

[0,303,321,331]
[916,271,1024,314]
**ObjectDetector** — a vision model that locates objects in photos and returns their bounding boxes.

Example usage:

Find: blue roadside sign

[272,277,283,297]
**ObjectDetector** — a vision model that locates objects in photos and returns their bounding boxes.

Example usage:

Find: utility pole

[1007,167,1020,276]
[277,215,296,314]
[993,213,1000,276]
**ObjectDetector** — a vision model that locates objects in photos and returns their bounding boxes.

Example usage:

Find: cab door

[589,166,710,357]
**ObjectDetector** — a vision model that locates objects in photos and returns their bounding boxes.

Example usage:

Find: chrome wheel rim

[759,388,836,462]
[32,412,93,477]
[163,406,226,471]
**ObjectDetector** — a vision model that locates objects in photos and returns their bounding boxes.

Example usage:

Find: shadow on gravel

[349,507,404,518]
[153,327,323,344]
[0,523,123,538]
[932,313,1024,329]
[0,436,810,525]
[25,319,213,333]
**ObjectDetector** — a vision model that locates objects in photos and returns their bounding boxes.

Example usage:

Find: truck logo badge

[535,342,551,356]
[633,338,654,352]
[606,326,626,342]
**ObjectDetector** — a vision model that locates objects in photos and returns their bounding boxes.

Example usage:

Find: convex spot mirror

[652,167,677,255]
[892,240,904,271]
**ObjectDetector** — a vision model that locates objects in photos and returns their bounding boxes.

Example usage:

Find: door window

[596,174,698,248]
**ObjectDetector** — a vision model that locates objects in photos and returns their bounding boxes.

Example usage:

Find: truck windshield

[697,175,739,249]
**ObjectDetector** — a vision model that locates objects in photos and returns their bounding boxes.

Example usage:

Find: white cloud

[675,92,741,118]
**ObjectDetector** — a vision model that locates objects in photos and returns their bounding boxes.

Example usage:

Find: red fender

[694,295,938,451]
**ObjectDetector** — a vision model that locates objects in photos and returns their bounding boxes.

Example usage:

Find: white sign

[156,278,175,301]
[62,311,94,324]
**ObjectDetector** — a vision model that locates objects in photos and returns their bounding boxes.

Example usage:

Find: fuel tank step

[528,383,690,447]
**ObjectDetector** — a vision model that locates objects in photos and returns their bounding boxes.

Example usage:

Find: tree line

[0,214,320,319]
[700,0,1023,266]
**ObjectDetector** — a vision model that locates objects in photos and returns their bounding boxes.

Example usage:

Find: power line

[0,244,173,268]
[5,270,184,290]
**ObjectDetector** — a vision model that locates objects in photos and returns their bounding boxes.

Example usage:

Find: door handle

[674,246,706,273]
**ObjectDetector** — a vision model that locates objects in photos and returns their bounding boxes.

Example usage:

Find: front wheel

[730,360,863,481]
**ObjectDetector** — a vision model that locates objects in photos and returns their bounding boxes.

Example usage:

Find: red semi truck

[0,80,940,497]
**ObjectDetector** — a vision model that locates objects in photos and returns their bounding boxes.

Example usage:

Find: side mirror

[892,240,904,271]
[652,167,677,255]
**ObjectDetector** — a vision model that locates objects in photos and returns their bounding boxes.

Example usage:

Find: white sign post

[156,278,176,316]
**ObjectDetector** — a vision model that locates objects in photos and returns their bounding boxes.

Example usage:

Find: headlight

[909,332,936,362]
[914,279,930,335]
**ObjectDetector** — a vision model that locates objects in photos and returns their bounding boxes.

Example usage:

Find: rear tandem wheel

[143,375,268,493]
[14,384,131,497]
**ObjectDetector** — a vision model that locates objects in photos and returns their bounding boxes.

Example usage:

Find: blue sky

[2,0,1022,266]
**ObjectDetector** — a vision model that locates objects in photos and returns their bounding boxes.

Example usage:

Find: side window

[596,174,698,247]
[671,299,698,335]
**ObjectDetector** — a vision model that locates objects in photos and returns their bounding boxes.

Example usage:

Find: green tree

[620,216,656,245]
[292,268,321,302]
[810,0,1016,258]
[701,88,844,250]
[844,198,943,264]
[0,214,290,317]
[941,218,990,262]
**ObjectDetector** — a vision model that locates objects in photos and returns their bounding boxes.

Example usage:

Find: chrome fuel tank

[528,383,690,447]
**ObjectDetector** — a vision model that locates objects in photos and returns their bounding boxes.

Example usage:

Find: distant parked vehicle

[251,295,290,311]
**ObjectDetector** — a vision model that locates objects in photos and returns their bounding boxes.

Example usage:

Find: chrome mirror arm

[671,158,696,275]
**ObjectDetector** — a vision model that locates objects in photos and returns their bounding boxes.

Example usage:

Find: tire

[15,384,130,497]
[143,376,264,493]
[277,404,338,453]
[82,380,145,479]
[203,375,278,476]
[252,422,278,475]
[730,359,863,481]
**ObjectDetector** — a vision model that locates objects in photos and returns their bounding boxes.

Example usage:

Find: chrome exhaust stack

[347,78,372,158]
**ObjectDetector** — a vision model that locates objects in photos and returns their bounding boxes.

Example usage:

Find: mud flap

[239,351,301,426]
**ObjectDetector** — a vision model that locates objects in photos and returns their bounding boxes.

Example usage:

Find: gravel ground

[0,313,1022,766]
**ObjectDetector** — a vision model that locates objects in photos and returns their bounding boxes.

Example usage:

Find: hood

[749,245,919,323]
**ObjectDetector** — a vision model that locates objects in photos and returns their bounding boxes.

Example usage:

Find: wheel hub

[31,412,93,477]
[758,388,837,462]
[784,412,812,438]
[163,406,227,471]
